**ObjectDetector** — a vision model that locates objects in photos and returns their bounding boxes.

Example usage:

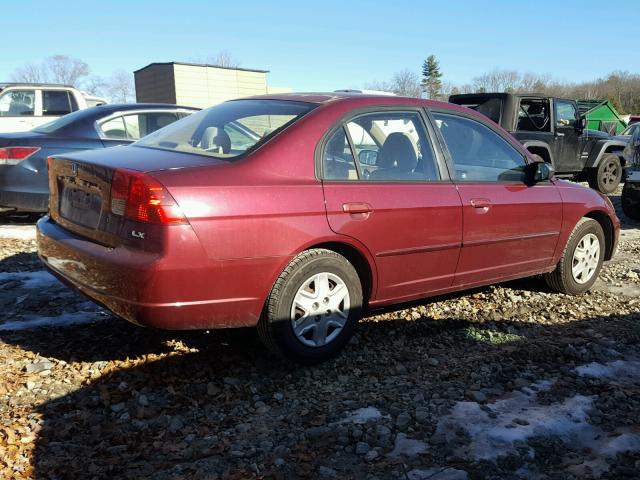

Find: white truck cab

[0,83,108,133]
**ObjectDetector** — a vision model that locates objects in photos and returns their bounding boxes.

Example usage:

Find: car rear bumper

[0,189,48,211]
[36,216,277,330]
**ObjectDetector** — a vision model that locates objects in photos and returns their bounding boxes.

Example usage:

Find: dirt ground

[0,187,639,480]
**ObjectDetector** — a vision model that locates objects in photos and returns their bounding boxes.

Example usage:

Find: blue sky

[3,0,639,91]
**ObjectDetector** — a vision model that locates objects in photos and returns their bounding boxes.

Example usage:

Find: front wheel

[588,154,622,194]
[258,249,363,365]
[545,218,605,295]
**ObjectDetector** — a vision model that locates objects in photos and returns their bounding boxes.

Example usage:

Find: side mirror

[524,159,554,184]
[576,115,586,132]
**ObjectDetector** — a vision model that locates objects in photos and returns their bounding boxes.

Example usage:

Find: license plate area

[59,183,102,229]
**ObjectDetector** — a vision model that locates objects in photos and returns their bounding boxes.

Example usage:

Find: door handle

[342,202,372,214]
[470,198,491,210]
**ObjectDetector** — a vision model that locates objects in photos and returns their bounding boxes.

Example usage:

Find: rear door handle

[342,202,372,214]
[470,198,492,209]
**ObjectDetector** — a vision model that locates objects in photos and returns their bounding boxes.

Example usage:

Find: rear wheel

[545,218,604,295]
[621,182,640,220]
[258,249,363,365]
[588,154,622,194]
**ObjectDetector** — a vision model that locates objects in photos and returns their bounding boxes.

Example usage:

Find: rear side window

[322,111,440,182]
[0,90,35,117]
[323,127,359,180]
[122,112,179,140]
[98,116,127,139]
[43,91,75,116]
[433,112,525,182]
[517,98,550,132]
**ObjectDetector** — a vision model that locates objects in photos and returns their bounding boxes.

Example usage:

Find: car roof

[237,92,453,109]
[93,103,199,111]
[0,82,75,89]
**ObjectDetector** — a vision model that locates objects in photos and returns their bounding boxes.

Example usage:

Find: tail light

[0,146,40,165]
[110,168,187,225]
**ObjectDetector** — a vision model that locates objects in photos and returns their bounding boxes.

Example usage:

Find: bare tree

[208,50,240,68]
[472,69,520,93]
[106,70,135,103]
[44,55,90,86]
[391,69,423,97]
[366,69,422,97]
[83,76,108,97]
[11,63,47,83]
[10,55,89,87]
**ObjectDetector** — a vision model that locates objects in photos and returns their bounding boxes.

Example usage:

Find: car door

[320,109,462,303]
[430,110,562,287]
[551,99,582,172]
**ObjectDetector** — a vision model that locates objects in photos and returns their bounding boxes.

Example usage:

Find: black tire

[621,182,640,220]
[257,248,363,365]
[588,154,622,194]
[545,218,605,295]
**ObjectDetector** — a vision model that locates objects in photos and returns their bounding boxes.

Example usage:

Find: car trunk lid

[48,145,224,247]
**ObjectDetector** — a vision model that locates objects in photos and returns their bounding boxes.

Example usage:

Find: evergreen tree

[421,55,442,99]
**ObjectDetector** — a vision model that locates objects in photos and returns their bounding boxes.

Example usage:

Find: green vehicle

[577,100,628,135]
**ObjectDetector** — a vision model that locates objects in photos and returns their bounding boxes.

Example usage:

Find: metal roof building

[134,62,291,108]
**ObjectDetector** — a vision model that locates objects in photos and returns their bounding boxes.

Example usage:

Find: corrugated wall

[173,65,268,108]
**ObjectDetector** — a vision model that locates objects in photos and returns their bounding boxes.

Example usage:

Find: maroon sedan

[37,93,619,364]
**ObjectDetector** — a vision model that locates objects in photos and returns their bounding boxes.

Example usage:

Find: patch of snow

[575,360,640,382]
[435,372,640,471]
[0,311,102,331]
[343,407,389,424]
[407,467,468,480]
[0,225,36,240]
[387,433,428,458]
[437,385,593,460]
[0,270,59,289]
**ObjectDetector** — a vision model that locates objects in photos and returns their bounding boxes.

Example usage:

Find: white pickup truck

[0,83,108,133]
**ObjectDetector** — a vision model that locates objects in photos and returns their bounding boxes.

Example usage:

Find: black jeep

[449,93,628,194]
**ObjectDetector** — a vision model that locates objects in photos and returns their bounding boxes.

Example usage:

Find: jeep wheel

[621,182,640,220]
[544,218,604,295]
[588,154,622,194]
[257,249,363,365]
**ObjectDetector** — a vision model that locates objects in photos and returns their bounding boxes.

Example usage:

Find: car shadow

[23,309,640,479]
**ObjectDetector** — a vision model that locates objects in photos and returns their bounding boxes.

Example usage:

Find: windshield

[134,99,315,160]
[32,108,93,133]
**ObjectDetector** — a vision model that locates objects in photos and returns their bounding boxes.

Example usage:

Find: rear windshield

[134,99,315,160]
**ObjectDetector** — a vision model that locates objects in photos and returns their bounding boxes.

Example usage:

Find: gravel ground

[0,188,639,480]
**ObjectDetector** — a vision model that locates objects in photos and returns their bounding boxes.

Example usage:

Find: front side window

[555,100,577,128]
[322,111,440,181]
[135,100,314,160]
[433,113,525,182]
[0,89,35,117]
[43,90,74,116]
